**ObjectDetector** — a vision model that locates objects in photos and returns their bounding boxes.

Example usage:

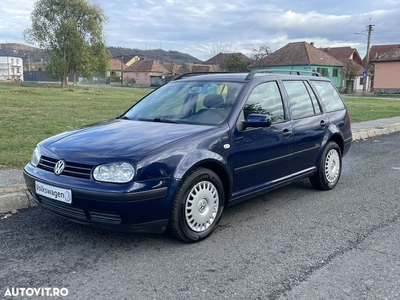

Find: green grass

[0,82,153,168]
[1,82,400,168]
[343,97,400,123]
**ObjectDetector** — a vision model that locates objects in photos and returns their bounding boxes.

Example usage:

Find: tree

[251,44,272,61]
[23,0,110,87]
[203,42,234,60]
[342,61,361,93]
[219,53,250,72]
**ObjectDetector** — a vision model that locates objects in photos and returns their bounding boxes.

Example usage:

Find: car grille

[38,197,122,225]
[39,197,87,220]
[38,156,93,179]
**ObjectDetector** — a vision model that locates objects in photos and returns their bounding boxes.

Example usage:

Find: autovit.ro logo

[3,287,69,297]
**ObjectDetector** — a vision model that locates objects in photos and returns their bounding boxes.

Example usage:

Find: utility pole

[120,53,124,86]
[362,23,374,95]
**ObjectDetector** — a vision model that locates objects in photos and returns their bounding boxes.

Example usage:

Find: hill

[0,43,202,67]
[107,46,201,63]
[0,43,46,69]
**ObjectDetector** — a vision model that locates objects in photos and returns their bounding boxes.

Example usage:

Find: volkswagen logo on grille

[54,160,66,175]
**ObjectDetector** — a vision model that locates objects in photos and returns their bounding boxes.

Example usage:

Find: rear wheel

[169,168,224,242]
[310,141,342,190]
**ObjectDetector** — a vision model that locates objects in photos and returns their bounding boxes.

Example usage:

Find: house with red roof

[249,42,344,88]
[202,52,252,72]
[113,54,142,67]
[320,46,365,92]
[203,52,252,66]
[107,58,128,83]
[123,59,169,86]
[162,62,218,77]
[366,44,400,64]
[162,63,182,76]
[372,46,400,93]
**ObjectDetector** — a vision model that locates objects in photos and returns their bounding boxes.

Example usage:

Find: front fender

[173,149,228,180]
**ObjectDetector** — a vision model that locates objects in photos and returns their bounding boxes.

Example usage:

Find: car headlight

[93,162,135,183]
[30,147,41,167]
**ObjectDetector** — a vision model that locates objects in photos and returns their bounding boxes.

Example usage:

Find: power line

[372,26,390,45]
[372,33,387,45]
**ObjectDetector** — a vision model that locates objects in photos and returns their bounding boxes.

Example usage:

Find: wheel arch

[177,160,231,208]
[328,133,344,155]
[314,131,344,173]
[199,161,231,207]
[168,162,230,242]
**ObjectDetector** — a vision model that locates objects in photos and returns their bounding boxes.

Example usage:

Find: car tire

[309,141,342,190]
[169,167,224,243]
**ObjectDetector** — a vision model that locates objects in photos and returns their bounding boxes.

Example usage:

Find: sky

[1,0,399,61]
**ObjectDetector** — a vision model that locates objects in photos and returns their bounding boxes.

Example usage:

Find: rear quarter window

[311,80,345,112]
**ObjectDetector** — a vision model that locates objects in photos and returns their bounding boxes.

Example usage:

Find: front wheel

[169,168,225,243]
[309,141,342,190]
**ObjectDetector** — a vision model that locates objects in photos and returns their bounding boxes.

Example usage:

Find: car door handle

[320,120,327,128]
[282,129,292,137]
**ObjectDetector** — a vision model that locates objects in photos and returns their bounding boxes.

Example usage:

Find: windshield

[124,80,245,125]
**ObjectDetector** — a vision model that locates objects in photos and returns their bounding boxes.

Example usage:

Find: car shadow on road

[5,178,318,249]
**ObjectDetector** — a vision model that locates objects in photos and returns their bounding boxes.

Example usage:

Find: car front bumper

[23,165,177,233]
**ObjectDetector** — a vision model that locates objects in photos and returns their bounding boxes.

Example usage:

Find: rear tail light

[347,111,352,130]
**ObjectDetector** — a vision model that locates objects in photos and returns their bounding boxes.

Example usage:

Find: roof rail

[245,69,321,80]
[173,71,234,80]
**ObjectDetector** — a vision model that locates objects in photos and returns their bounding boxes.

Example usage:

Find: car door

[282,80,327,174]
[231,80,293,197]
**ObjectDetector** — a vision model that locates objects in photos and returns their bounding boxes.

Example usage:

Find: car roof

[174,71,330,83]
[175,73,250,82]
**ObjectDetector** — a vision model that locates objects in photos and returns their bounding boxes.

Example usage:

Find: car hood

[40,119,214,164]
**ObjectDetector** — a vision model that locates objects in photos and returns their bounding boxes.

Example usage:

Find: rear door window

[283,80,321,119]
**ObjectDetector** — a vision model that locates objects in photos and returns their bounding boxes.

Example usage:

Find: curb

[0,184,37,214]
[1,122,400,214]
[351,123,400,141]
[0,191,37,215]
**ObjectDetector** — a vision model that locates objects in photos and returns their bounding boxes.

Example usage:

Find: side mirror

[242,114,272,129]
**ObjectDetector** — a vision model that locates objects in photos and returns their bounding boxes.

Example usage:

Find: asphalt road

[1,132,400,300]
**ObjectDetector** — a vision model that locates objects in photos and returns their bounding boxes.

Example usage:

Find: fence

[23,71,74,83]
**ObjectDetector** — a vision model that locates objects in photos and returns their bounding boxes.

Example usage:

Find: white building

[0,49,24,81]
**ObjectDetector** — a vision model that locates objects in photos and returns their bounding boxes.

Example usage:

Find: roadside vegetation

[0,82,152,168]
[344,96,400,122]
[1,82,399,168]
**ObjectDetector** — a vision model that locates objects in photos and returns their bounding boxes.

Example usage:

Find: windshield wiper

[118,115,130,120]
[153,118,180,124]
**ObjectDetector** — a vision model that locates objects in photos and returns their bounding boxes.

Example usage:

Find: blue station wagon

[24,70,352,242]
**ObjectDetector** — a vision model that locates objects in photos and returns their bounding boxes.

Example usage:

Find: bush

[107,76,121,84]
[124,76,136,86]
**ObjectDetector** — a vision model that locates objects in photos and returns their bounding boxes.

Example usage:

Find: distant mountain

[0,43,46,61]
[0,43,47,70]
[0,43,202,69]
[107,46,202,64]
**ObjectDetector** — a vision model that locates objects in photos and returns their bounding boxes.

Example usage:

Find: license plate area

[35,181,72,204]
